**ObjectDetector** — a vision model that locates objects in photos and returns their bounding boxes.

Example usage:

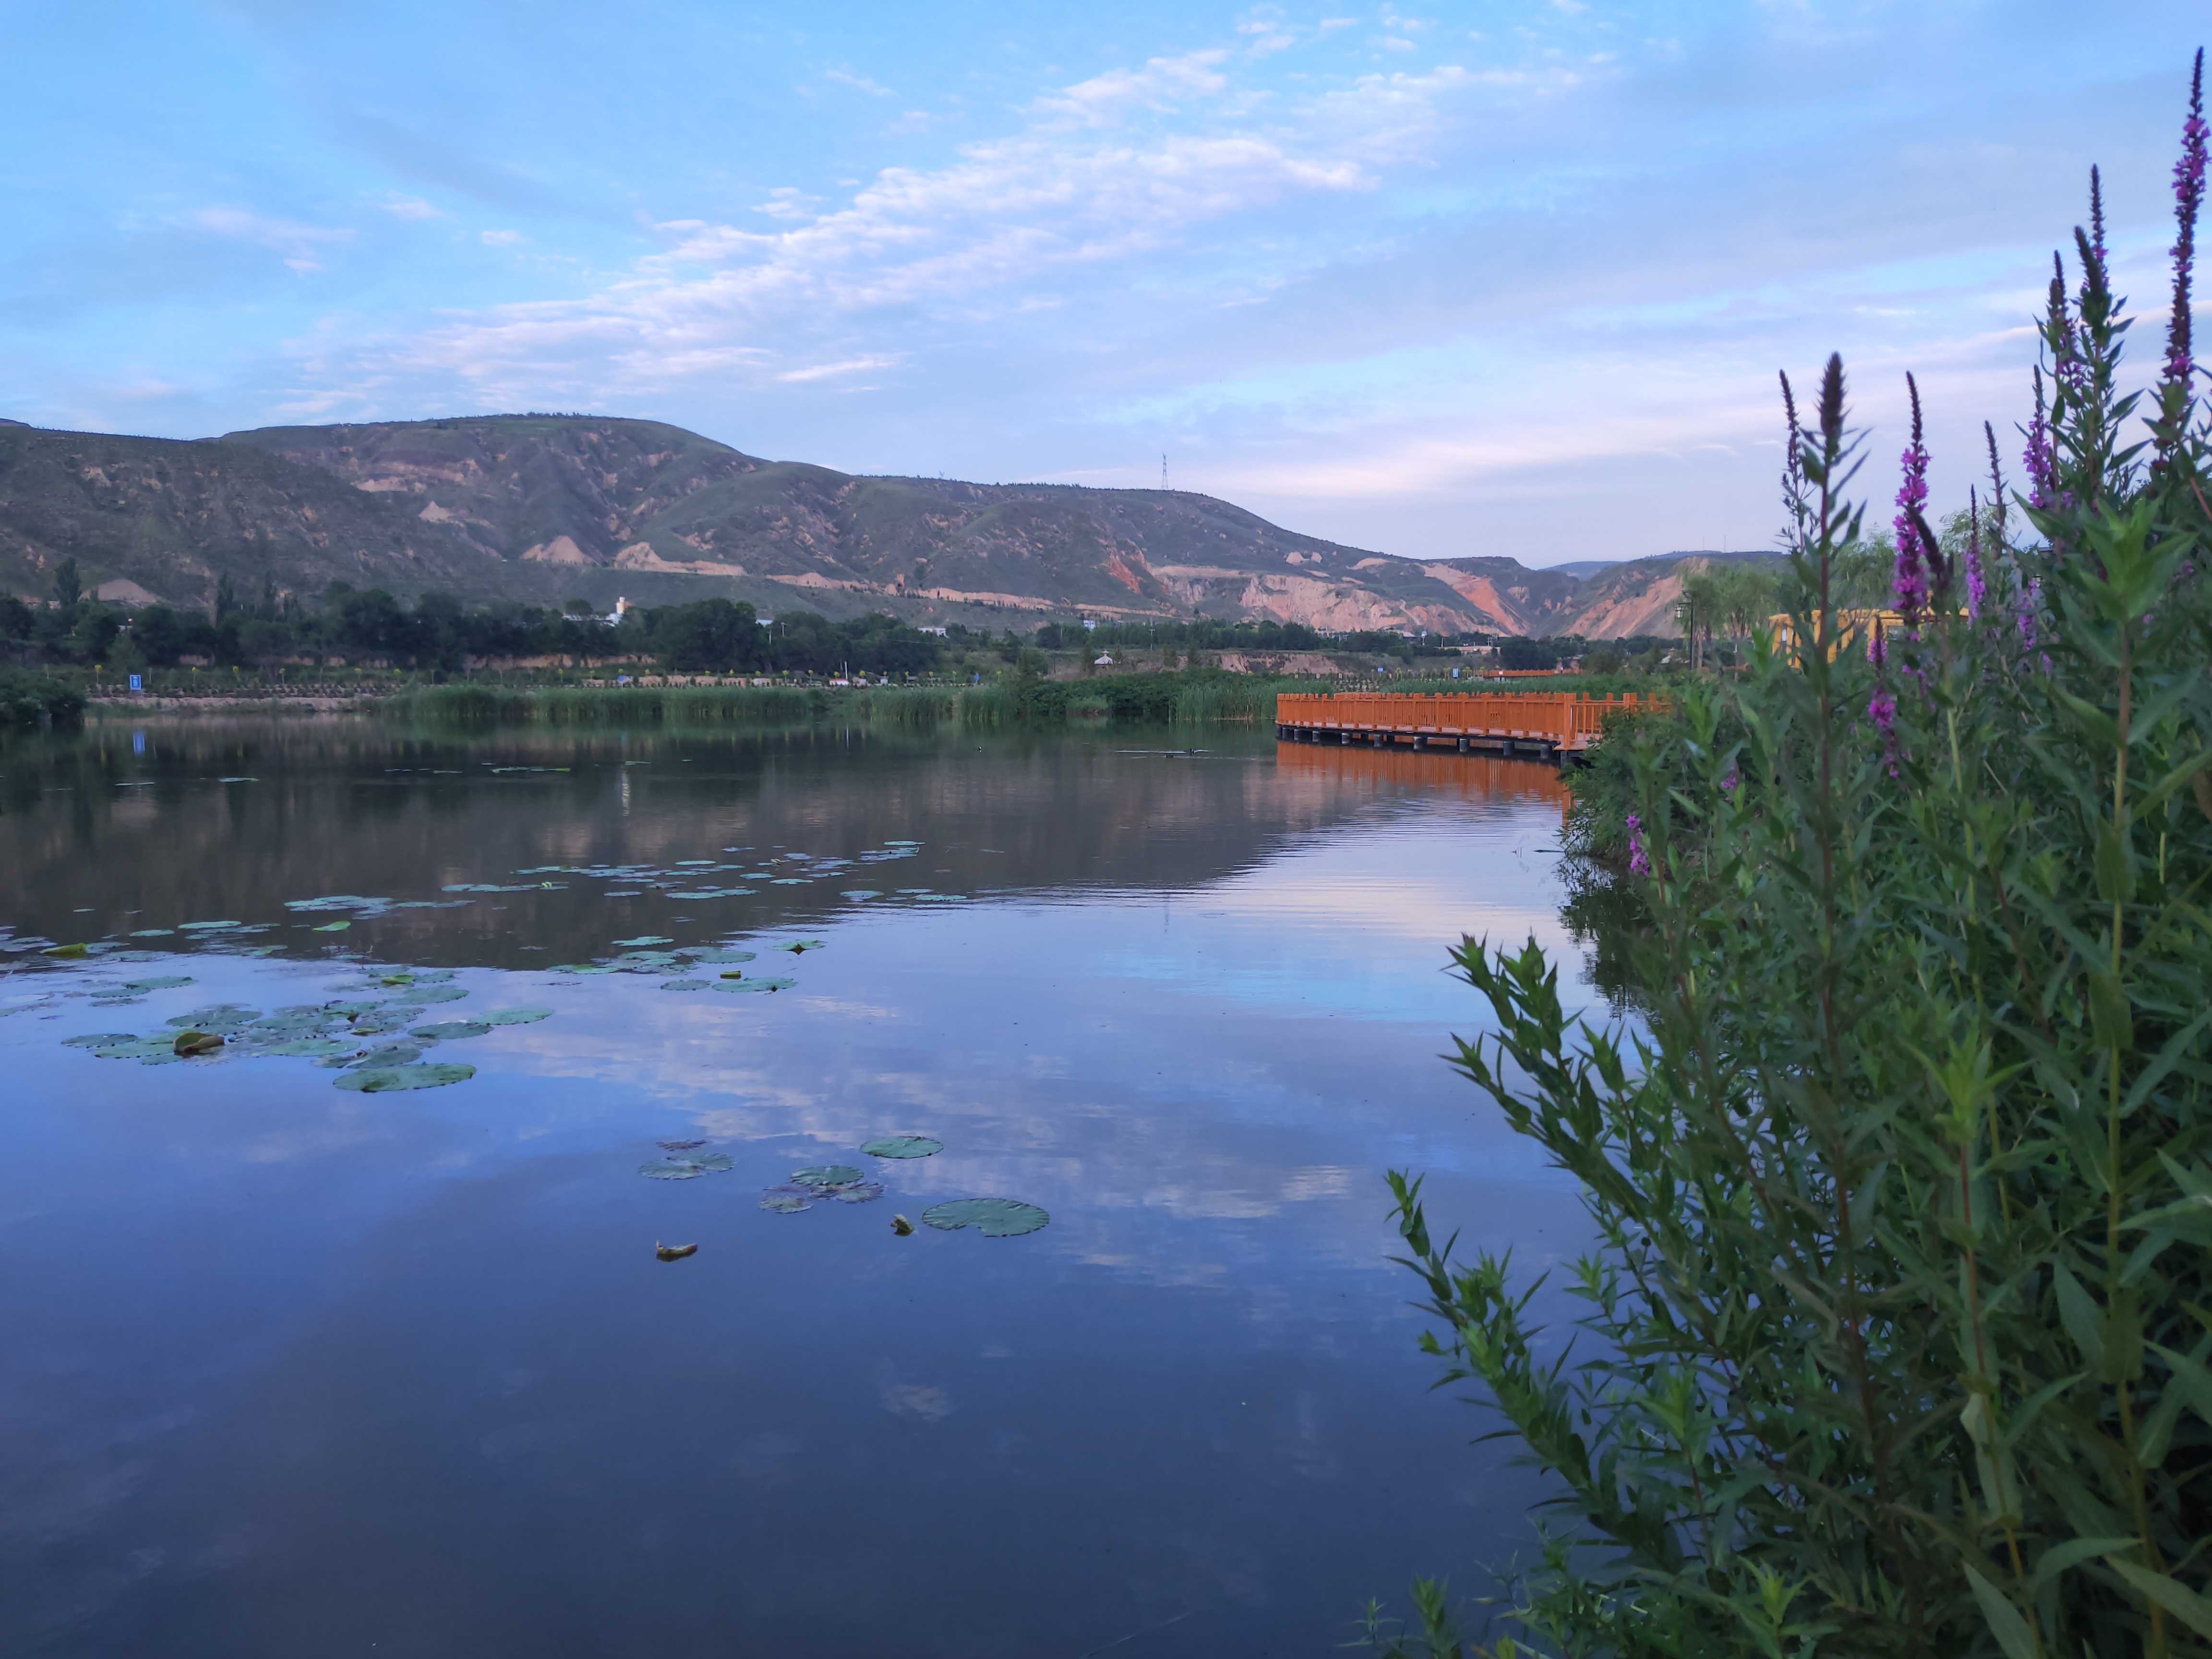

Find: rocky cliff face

[2,413,1754,635]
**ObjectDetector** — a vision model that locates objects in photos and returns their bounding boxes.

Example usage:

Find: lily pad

[712,976,795,994]
[922,1198,1050,1238]
[639,1152,734,1180]
[164,1005,260,1033]
[347,1044,423,1068]
[480,1007,552,1026]
[409,1022,492,1041]
[64,1032,140,1049]
[88,1036,187,1063]
[171,1030,224,1057]
[311,922,351,932]
[260,1037,357,1057]
[120,975,194,992]
[761,1174,880,1209]
[130,928,175,938]
[792,1165,864,1188]
[780,939,825,954]
[334,1062,475,1093]
[42,943,88,959]
[348,1012,410,1035]
[612,935,674,947]
[840,890,881,901]
[690,949,756,964]
[660,978,710,992]
[863,1135,944,1160]
[251,1010,337,1033]
[658,1139,706,1151]
[395,985,468,1005]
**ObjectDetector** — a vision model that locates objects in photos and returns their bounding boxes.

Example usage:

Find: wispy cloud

[342,37,1443,401]
[194,207,356,272]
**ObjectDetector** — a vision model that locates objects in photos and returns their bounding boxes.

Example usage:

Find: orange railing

[1274,689,1663,751]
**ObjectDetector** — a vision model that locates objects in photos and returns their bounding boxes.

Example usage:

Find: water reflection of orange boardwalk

[1274,739,1567,807]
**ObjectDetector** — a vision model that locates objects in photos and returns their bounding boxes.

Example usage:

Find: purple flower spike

[1866,620,1900,778]
[1964,487,1987,621]
[1892,374,1931,629]
[2166,50,2206,394]
[1624,813,1649,878]
[2024,368,2056,513]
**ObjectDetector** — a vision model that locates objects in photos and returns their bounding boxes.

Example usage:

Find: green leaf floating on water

[661,978,710,992]
[690,949,756,964]
[922,1198,1050,1238]
[410,1022,493,1040]
[479,1007,552,1026]
[612,935,674,947]
[64,1032,141,1049]
[780,939,825,954]
[760,1177,883,1211]
[713,976,795,994]
[862,1135,943,1160]
[312,922,351,932]
[639,1152,734,1179]
[395,985,469,1005]
[793,1165,864,1188]
[335,1063,475,1092]
[260,1038,357,1057]
[120,975,194,992]
[346,1044,422,1068]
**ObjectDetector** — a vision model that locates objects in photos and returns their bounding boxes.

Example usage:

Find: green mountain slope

[0,425,511,611]
[0,412,1742,637]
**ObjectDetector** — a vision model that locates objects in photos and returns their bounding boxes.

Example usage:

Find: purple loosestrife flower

[1892,375,1931,628]
[1624,814,1649,878]
[1965,488,1987,620]
[2166,51,2206,393]
[1866,622,1900,778]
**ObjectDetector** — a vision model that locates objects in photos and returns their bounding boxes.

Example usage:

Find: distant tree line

[0,564,955,677]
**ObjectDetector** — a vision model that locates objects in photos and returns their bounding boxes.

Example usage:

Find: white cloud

[776,354,902,382]
[481,228,524,246]
[194,206,356,272]
[382,195,441,220]
[826,67,895,96]
[343,39,1446,402]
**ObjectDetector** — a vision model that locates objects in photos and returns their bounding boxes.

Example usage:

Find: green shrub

[0,669,85,729]
[1375,101,2212,1659]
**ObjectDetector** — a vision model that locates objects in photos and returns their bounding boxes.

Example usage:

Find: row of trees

[0,571,961,679]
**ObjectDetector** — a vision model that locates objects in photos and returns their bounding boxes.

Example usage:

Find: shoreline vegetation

[1364,60,2212,1659]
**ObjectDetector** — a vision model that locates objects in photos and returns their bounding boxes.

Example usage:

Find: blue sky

[3,1,2204,563]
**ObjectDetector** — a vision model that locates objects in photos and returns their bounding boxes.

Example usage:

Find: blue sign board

[128,674,142,692]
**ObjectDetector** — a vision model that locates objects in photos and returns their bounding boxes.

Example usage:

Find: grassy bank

[384,669,1685,732]
[384,670,1319,730]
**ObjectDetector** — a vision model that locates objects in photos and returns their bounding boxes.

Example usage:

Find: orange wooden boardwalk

[1274,689,1660,763]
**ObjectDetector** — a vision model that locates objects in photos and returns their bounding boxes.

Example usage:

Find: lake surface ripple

[0,718,1598,1658]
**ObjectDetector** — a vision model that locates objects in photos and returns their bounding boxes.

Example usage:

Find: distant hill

[0,414,1771,638]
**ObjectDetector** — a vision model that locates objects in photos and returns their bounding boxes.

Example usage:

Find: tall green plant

[1374,60,2212,1659]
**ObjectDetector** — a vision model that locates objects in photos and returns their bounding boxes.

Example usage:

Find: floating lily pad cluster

[750,1132,1048,1237]
[759,1163,886,1212]
[58,971,548,1088]
[546,939,797,993]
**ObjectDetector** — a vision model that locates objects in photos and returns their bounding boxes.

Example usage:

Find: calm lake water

[0,717,1597,1658]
